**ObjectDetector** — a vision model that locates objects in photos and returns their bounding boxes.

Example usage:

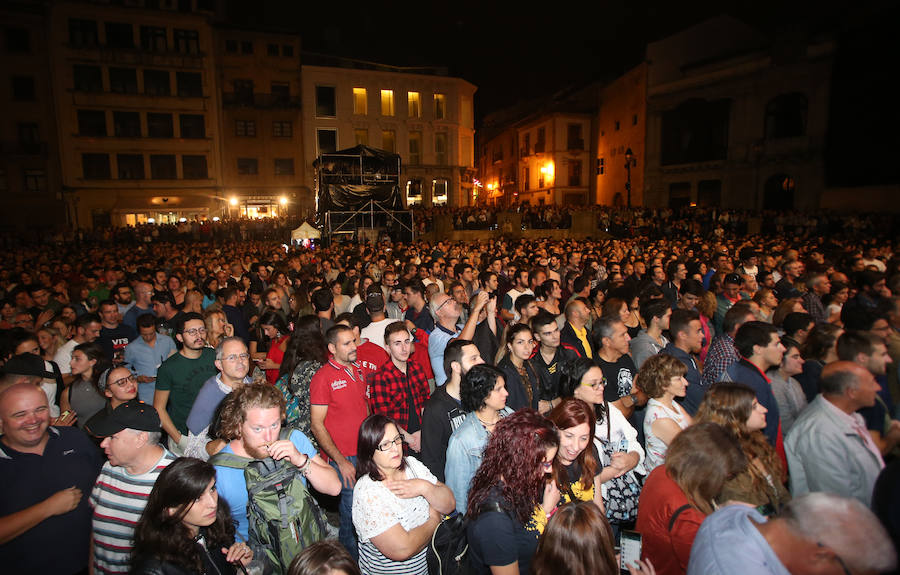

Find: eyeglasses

[817,543,852,575]
[376,435,404,451]
[581,378,606,391]
[111,374,137,388]
[435,298,453,312]
[221,352,250,362]
[183,327,207,337]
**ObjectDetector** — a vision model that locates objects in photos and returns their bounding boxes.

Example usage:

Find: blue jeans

[138,382,155,405]
[329,455,358,561]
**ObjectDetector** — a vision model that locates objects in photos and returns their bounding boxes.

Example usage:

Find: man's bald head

[0,382,50,451]
[819,361,869,396]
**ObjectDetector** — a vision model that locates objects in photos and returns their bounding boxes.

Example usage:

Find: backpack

[427,502,504,575]
[209,429,329,575]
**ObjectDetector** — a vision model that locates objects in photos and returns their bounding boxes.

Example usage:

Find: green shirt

[155,347,217,435]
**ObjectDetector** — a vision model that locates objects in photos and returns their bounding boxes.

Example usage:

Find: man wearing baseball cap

[87,399,174,574]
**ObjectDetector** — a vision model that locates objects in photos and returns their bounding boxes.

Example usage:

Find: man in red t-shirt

[310,324,369,560]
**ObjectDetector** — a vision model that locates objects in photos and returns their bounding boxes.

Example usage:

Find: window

[524,167,530,191]
[182,155,207,179]
[11,76,35,101]
[316,86,336,117]
[237,158,258,175]
[109,68,137,94]
[435,133,447,165]
[140,25,167,52]
[143,69,170,96]
[173,29,199,54]
[272,121,292,137]
[150,155,177,179]
[6,27,29,52]
[661,98,730,165]
[82,153,111,179]
[352,88,367,115]
[147,113,173,138]
[567,124,584,150]
[433,179,448,206]
[568,160,582,187]
[382,130,395,153]
[73,65,102,92]
[267,43,279,56]
[113,111,141,137]
[240,40,252,54]
[225,39,237,53]
[271,82,290,106]
[408,131,422,165]
[406,179,422,206]
[381,90,394,116]
[235,119,256,137]
[408,92,421,118]
[105,23,134,49]
[77,110,106,136]
[176,72,202,97]
[282,44,293,57]
[24,169,46,193]
[274,158,294,175]
[615,120,620,131]
[317,129,337,155]
[69,19,98,47]
[434,93,446,119]
[233,79,253,105]
[18,123,39,151]
[633,114,638,126]
[179,114,204,138]
[354,128,368,146]
[117,154,144,179]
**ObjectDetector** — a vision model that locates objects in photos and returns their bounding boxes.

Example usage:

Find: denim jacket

[444,407,513,514]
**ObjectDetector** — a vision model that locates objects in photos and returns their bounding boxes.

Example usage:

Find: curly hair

[638,353,688,398]
[531,500,618,575]
[547,398,598,491]
[279,314,328,378]
[217,383,285,441]
[460,364,506,413]
[466,408,559,524]
[694,383,784,488]
[132,457,235,573]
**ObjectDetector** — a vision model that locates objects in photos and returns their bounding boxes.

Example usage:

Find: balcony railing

[222,92,302,109]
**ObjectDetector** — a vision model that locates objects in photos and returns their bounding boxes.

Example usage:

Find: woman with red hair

[465,409,559,575]
[547,398,604,512]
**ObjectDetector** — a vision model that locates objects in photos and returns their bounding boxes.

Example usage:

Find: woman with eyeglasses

[351,414,455,575]
[464,408,559,575]
[131,457,253,575]
[445,364,513,514]
[84,366,139,435]
[558,357,645,539]
[497,323,551,413]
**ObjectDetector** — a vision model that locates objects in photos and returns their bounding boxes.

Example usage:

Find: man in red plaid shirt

[367,321,430,453]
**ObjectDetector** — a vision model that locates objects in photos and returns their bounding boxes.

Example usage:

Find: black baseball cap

[86,399,160,436]
[3,353,46,377]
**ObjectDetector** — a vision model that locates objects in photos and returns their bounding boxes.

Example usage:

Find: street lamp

[624,148,636,208]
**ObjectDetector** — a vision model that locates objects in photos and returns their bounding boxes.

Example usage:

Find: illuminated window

[408,92,421,118]
[406,179,422,206]
[382,130,395,153]
[354,129,368,146]
[353,88,367,115]
[381,90,394,116]
[433,179,448,205]
[434,93,446,119]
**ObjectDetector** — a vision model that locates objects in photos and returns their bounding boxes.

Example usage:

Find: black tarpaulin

[314,145,403,214]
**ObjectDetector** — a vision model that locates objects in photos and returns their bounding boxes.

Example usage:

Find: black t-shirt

[531,346,575,400]
[467,488,538,575]
[561,443,602,502]
[597,353,637,403]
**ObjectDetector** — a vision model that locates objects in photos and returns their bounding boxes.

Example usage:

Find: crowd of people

[1,208,900,575]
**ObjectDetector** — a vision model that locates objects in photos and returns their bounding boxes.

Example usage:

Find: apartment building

[302,57,477,209]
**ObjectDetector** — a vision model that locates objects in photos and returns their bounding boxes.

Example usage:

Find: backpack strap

[208,452,252,469]
[668,504,692,532]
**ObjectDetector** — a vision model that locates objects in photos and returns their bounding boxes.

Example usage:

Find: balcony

[67,43,206,69]
[534,141,545,154]
[222,92,302,109]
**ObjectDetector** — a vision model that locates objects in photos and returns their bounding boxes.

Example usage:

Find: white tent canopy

[291,222,321,240]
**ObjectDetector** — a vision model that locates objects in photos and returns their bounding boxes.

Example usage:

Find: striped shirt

[90,448,176,574]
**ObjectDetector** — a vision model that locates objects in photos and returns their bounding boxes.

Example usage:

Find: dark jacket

[497,355,549,411]
[723,358,781,447]
[661,342,703,416]
[560,322,593,359]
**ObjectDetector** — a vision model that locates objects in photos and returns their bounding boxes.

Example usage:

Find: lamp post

[624,148,636,208]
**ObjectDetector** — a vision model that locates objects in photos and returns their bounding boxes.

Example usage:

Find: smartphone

[619,530,642,573]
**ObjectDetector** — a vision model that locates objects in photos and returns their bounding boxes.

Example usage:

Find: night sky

[227,0,898,186]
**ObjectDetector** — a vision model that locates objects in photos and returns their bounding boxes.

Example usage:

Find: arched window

[765,93,807,139]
